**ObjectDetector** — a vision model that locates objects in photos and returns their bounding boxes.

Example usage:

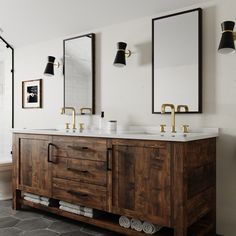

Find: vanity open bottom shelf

[20,199,215,236]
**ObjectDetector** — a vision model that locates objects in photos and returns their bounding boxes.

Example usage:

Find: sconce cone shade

[113,42,128,67]
[44,56,55,76]
[218,21,235,54]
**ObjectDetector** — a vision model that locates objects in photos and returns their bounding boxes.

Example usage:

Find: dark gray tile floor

[0,200,123,236]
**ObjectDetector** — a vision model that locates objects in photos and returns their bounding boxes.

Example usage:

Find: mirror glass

[152,8,202,113]
[64,33,95,114]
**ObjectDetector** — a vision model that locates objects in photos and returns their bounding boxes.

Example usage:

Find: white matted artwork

[22,79,42,108]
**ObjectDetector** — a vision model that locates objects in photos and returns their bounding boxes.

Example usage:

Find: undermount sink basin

[26,128,60,131]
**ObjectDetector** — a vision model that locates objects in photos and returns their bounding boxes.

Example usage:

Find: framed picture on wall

[22,79,42,108]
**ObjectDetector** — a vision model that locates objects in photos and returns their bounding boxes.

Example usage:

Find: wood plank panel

[53,178,107,211]
[52,136,107,162]
[52,157,107,186]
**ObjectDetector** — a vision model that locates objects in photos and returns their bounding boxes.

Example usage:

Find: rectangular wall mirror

[152,8,202,113]
[63,33,95,114]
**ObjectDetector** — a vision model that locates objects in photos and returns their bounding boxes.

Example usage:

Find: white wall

[14,0,236,235]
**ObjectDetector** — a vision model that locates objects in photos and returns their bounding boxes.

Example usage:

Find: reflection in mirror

[64,33,95,114]
[152,8,202,113]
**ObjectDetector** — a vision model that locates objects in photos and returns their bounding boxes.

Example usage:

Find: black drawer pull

[66,160,89,173]
[67,190,88,197]
[67,145,89,151]
[67,167,89,173]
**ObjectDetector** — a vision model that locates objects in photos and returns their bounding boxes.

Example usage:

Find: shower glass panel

[0,38,13,163]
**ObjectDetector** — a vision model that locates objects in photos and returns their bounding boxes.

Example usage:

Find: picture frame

[22,79,42,108]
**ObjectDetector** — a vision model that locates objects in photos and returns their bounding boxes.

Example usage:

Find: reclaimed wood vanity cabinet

[12,132,216,236]
[12,134,52,198]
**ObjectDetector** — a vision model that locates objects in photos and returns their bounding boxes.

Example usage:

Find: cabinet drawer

[52,136,107,161]
[52,158,107,186]
[53,178,107,211]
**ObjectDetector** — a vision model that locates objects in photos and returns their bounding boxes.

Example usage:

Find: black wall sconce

[218,21,236,54]
[44,56,60,76]
[113,42,132,67]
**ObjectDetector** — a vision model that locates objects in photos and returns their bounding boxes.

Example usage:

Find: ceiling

[0,0,207,47]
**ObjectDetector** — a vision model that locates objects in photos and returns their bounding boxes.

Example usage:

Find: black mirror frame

[0,36,14,127]
[152,8,202,114]
[63,33,96,114]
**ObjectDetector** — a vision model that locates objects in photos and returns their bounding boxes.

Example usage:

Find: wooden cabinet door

[112,139,171,226]
[14,134,52,197]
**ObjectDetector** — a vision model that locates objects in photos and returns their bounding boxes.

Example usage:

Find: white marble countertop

[12,128,219,142]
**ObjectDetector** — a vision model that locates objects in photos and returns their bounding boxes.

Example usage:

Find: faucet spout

[161,104,176,133]
[176,105,189,113]
[61,107,76,130]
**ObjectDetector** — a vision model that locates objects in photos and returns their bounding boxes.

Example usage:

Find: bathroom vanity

[12,130,217,236]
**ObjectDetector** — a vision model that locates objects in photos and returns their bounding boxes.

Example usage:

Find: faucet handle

[79,123,84,132]
[181,124,189,133]
[65,123,70,131]
[160,124,166,133]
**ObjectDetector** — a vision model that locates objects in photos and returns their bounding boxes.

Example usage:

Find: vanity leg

[12,189,21,210]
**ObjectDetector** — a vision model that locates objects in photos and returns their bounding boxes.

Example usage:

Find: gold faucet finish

[161,104,176,133]
[80,107,92,115]
[181,125,189,133]
[79,123,85,132]
[61,107,76,130]
[160,124,166,133]
[176,105,189,112]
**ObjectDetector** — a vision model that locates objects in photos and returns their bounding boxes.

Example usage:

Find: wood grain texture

[13,133,216,236]
[52,136,107,161]
[52,157,107,186]
[112,139,171,226]
[52,177,107,211]
[14,134,52,197]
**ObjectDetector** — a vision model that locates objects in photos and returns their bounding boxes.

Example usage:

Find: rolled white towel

[40,197,49,202]
[142,221,162,234]
[40,200,49,207]
[24,196,40,204]
[119,216,131,229]
[80,211,93,218]
[80,206,93,214]
[24,193,40,200]
[59,205,81,215]
[59,201,80,210]
[131,218,143,232]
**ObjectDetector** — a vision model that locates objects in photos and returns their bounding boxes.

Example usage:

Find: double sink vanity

[12,126,217,236]
[11,7,216,236]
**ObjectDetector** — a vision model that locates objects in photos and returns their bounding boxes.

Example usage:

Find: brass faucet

[161,104,176,133]
[176,105,189,112]
[61,107,76,131]
[80,107,92,115]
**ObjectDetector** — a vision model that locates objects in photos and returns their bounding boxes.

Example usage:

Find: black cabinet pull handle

[67,190,88,197]
[107,148,112,171]
[47,143,57,163]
